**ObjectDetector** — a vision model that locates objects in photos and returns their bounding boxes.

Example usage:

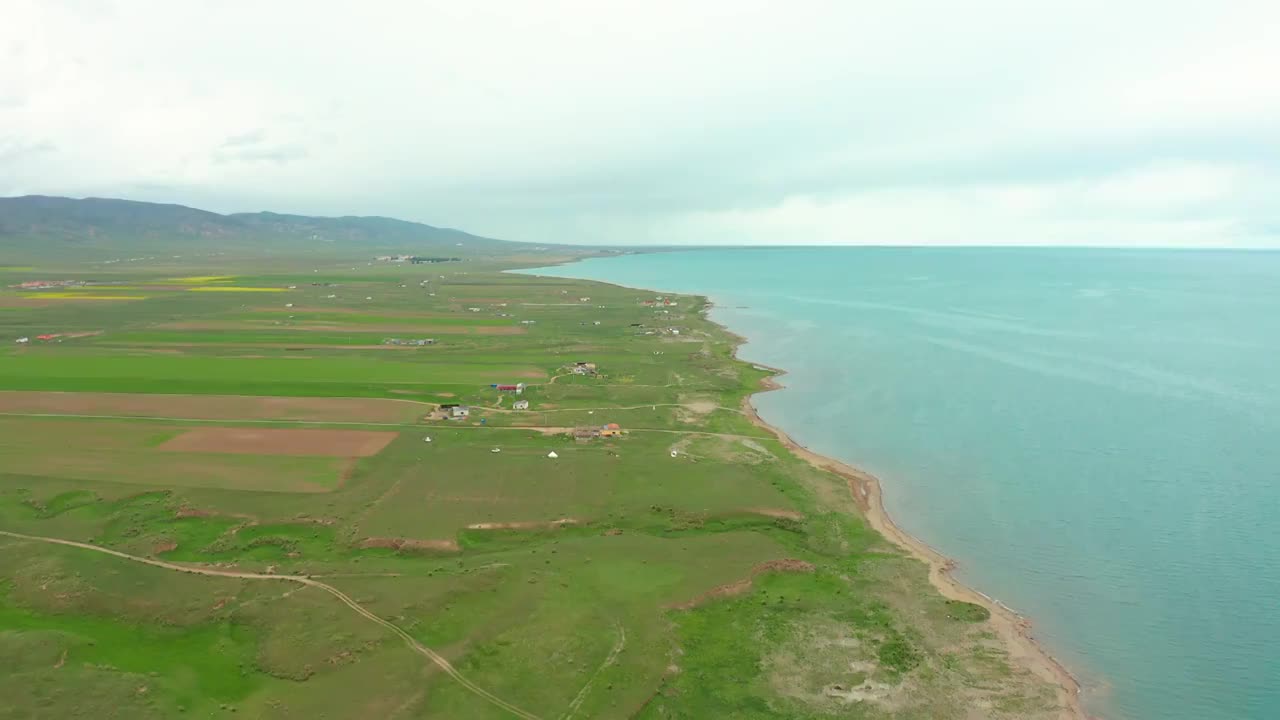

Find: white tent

[547,451,559,458]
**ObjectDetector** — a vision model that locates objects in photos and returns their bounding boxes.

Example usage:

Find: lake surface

[519,247,1280,720]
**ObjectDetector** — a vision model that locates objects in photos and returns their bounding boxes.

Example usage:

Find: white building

[513,399,530,411]
[441,405,470,419]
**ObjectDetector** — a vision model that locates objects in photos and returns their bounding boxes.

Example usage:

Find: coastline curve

[725,331,1090,720]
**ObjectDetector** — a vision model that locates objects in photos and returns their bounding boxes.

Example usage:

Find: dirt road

[0,528,541,720]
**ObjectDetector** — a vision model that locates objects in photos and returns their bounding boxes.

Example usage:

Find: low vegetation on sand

[0,253,1072,718]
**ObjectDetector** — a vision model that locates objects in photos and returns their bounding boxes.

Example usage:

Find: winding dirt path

[0,529,541,720]
[561,622,626,720]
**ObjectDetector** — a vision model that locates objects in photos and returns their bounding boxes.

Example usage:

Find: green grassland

[0,253,1066,718]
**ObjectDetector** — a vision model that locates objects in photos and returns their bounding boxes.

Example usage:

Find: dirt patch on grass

[669,559,815,610]
[465,518,579,530]
[683,399,718,414]
[529,426,574,436]
[337,458,361,487]
[357,537,460,553]
[0,391,425,423]
[744,507,804,521]
[159,428,396,457]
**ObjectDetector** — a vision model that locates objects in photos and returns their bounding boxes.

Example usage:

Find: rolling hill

[0,195,569,259]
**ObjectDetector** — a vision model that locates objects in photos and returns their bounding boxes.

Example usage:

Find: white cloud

[2,0,1278,246]
[662,163,1275,247]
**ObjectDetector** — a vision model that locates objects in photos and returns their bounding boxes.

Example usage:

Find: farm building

[439,404,470,419]
[600,423,623,438]
[571,362,598,376]
[513,399,530,410]
[494,383,526,394]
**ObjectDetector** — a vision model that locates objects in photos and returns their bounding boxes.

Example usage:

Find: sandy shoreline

[733,350,1090,720]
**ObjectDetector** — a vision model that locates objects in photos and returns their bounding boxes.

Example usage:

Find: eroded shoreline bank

[729,344,1090,720]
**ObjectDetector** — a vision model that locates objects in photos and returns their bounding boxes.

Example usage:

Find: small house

[513,399,530,411]
[571,362,598,376]
[600,423,623,438]
[15,337,29,344]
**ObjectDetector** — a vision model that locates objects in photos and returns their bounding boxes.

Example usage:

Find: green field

[0,251,1067,719]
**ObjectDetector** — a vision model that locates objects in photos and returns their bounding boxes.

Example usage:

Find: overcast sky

[4,1,1279,246]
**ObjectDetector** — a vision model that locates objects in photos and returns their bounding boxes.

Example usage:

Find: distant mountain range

[0,195,564,257]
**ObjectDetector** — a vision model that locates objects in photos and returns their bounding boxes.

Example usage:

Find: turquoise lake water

[520,248,1280,720]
